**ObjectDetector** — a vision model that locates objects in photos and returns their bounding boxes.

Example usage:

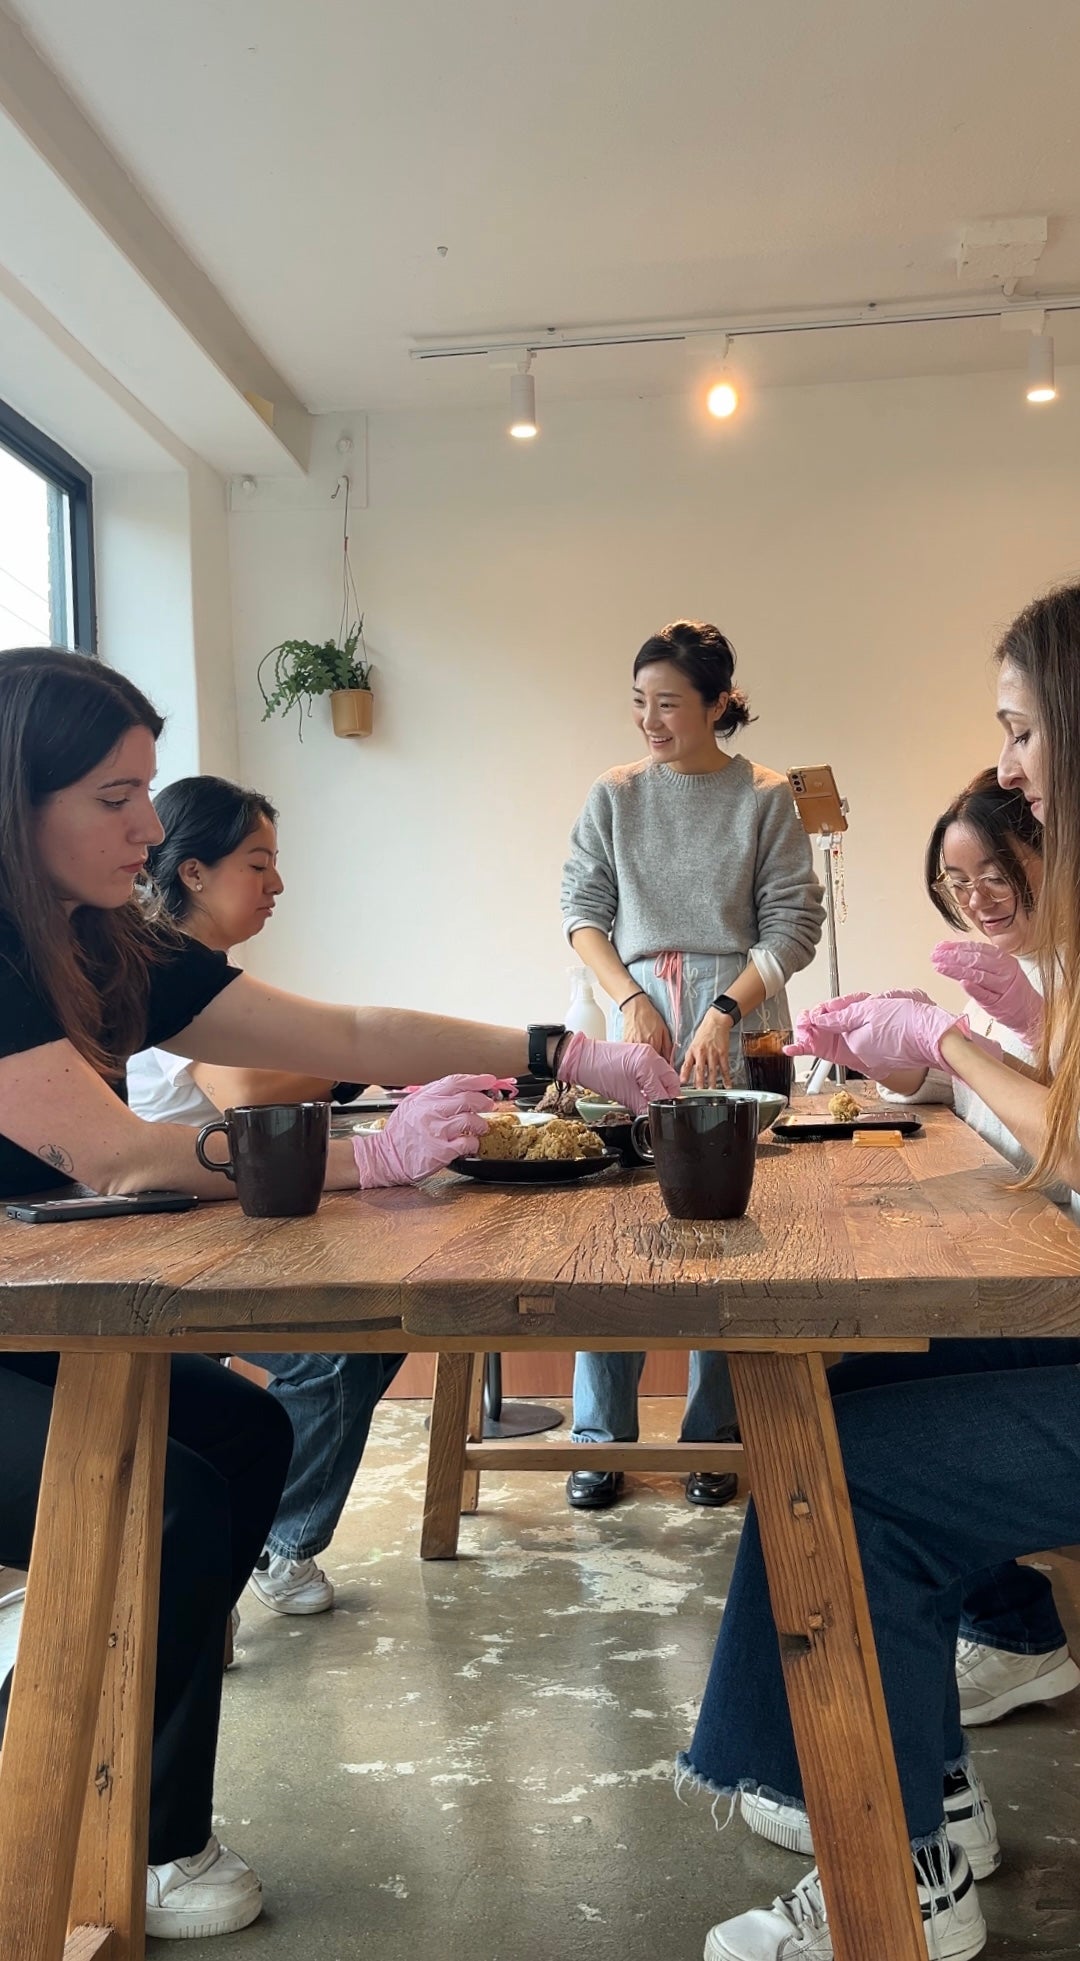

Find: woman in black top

[0,647,679,1942]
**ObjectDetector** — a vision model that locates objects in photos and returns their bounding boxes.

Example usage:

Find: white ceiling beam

[0,0,312,474]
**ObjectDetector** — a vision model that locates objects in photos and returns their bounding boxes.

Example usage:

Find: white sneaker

[740,1761,1001,1881]
[248,1552,334,1615]
[704,1846,985,1961]
[956,1637,1080,1725]
[146,1835,262,1939]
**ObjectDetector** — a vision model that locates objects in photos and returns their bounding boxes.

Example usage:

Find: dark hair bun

[715,688,751,735]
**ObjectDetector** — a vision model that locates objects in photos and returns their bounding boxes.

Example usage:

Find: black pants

[0,1354,293,1863]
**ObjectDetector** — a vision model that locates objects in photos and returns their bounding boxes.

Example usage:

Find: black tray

[772,1115,923,1142]
[450,1149,621,1185]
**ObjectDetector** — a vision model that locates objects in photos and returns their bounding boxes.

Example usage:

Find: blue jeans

[241,1351,405,1560]
[826,1344,1069,1655]
[680,1339,1080,1844]
[571,1350,738,1444]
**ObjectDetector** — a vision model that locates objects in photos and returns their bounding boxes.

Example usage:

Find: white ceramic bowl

[679,1086,787,1132]
[575,1096,631,1122]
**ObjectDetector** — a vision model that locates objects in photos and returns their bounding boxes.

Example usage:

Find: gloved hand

[931,940,1043,1047]
[558,1031,681,1113]
[353,1075,497,1187]
[785,991,1002,1079]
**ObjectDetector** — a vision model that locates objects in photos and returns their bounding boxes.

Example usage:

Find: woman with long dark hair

[684,587,1080,1961]
[129,775,404,1617]
[0,646,678,1940]
[560,619,824,1511]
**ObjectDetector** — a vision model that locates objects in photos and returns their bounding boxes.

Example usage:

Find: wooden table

[2,1107,1080,1961]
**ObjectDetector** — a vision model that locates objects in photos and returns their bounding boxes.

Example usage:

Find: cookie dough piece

[829,1090,862,1123]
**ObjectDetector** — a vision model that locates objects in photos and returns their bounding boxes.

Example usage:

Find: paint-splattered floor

[191,1400,1080,1959]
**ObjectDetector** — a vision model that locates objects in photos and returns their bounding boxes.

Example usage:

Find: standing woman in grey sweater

[560,619,824,1512]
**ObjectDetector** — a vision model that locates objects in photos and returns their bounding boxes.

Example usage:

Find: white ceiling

[10,0,1080,414]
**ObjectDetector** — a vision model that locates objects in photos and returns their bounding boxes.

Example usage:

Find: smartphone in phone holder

[788,766,850,1093]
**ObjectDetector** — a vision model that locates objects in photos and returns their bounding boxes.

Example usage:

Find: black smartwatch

[527,1023,568,1080]
[711,994,743,1027]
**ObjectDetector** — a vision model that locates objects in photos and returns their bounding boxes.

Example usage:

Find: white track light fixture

[508,357,538,439]
[705,337,739,420]
[1026,331,1057,403]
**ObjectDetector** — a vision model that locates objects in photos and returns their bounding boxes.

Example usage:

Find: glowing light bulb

[707,379,739,419]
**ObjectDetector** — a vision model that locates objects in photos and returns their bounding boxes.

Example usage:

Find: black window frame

[0,396,96,654]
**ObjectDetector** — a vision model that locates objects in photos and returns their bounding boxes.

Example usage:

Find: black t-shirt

[0,917,240,1201]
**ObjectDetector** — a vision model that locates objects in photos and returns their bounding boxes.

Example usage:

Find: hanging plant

[257,477,374,739]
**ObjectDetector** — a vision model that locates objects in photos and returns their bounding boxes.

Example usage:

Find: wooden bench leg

[421,1352,477,1559]
[0,1351,150,1961]
[459,1351,486,1515]
[729,1351,924,1961]
[69,1354,170,1961]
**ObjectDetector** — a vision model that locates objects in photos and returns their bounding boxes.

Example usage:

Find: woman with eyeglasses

[875,768,1047,1167]
[683,588,1080,1961]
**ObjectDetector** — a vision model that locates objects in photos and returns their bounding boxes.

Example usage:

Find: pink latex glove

[931,940,1043,1047]
[353,1075,497,1187]
[786,991,1002,1079]
[559,1031,681,1114]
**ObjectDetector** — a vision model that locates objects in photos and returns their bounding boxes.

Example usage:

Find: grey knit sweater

[561,755,824,984]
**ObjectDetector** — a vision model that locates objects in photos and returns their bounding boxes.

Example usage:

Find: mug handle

[195,1119,235,1180]
[630,1115,654,1164]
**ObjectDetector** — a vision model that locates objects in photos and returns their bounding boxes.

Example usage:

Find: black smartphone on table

[6,1191,199,1224]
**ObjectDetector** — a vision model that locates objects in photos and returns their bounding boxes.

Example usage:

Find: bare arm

[0,1039,362,1198]
[190,1062,336,1110]
[166,974,538,1084]
[569,927,637,1010]
[939,1029,1080,1189]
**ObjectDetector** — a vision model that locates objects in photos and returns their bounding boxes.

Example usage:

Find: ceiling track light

[508,357,538,439]
[1026,330,1057,403]
[706,335,739,419]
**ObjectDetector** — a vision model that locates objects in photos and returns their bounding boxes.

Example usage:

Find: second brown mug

[195,1101,330,1218]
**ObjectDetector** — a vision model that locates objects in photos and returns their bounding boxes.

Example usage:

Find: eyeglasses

[933,871,1015,908]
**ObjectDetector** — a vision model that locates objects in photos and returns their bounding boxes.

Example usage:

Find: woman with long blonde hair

[684,582,1080,1961]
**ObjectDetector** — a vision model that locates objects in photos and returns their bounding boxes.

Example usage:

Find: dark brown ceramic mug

[195,1102,330,1218]
[631,1094,760,1220]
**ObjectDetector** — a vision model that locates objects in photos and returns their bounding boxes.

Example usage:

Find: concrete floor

[188,1400,1080,1960]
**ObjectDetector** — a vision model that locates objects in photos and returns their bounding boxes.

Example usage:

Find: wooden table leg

[728,1351,924,1961]
[69,1353,170,1961]
[421,1352,477,1559]
[0,1351,149,1961]
[459,1351,486,1516]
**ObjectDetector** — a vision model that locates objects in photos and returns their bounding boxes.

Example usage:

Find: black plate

[450,1149,621,1185]
[772,1115,923,1142]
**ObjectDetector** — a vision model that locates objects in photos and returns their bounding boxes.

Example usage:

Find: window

[0,398,95,654]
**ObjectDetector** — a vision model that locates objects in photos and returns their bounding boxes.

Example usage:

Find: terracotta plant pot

[330,688,373,738]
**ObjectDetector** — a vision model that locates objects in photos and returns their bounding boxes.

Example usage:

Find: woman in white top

[879,767,1045,1164]
[869,770,1079,1725]
[128,775,406,1619]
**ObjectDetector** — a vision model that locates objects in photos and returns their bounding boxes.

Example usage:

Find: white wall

[96,463,239,786]
[95,472,201,783]
[228,374,1080,1030]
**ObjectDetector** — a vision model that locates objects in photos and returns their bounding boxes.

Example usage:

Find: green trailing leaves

[257,622,372,739]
